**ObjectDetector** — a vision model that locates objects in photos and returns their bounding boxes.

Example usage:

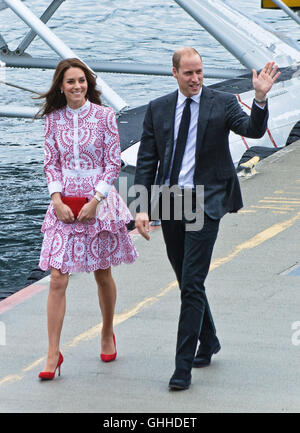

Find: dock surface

[1,141,300,413]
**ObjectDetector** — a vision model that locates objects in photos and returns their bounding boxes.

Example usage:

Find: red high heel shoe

[101,334,117,362]
[39,352,64,380]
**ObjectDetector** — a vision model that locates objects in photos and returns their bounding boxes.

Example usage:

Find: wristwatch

[94,193,104,203]
[254,97,267,104]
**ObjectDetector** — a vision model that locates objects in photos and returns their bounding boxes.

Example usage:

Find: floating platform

[1,141,300,413]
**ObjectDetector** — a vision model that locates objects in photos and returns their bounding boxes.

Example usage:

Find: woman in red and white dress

[37,58,138,380]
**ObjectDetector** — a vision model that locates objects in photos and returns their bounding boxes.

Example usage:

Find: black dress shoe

[169,369,191,391]
[192,342,221,368]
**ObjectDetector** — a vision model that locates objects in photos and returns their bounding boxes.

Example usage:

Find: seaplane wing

[121,0,300,169]
[209,64,300,167]
[1,0,300,171]
[121,64,300,169]
[176,0,300,68]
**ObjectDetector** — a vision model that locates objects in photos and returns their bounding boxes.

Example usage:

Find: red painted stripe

[241,136,249,149]
[0,283,48,315]
[266,128,278,148]
[236,94,278,148]
[236,94,252,110]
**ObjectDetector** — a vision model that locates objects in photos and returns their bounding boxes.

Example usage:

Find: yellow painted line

[0,282,178,386]
[259,200,300,205]
[278,192,300,195]
[66,281,177,348]
[273,191,300,195]
[251,205,294,211]
[0,357,46,386]
[210,211,300,270]
[264,197,300,201]
[0,374,23,387]
[238,210,257,214]
[54,210,300,345]
[2,211,300,388]
[22,357,46,372]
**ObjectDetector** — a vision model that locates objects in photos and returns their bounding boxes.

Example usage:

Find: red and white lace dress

[39,99,138,274]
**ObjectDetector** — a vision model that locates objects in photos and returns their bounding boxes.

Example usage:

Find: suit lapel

[195,86,214,158]
[162,90,178,181]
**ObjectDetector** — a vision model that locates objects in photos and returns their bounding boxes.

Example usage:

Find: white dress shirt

[165,89,202,188]
[165,88,265,189]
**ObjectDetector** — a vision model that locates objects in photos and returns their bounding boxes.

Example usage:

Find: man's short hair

[172,47,202,71]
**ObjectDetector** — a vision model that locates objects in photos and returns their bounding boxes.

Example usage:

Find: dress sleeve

[95,108,121,197]
[43,113,63,196]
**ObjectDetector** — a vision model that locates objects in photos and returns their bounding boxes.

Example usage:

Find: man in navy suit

[134,47,280,390]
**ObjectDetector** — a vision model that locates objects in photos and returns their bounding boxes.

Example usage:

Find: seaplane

[1,0,300,184]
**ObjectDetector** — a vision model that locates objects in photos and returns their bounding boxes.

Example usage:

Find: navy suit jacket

[134,85,269,219]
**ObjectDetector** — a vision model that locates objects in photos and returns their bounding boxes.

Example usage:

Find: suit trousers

[161,206,220,373]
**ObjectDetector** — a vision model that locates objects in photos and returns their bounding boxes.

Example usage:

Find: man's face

[172,54,203,97]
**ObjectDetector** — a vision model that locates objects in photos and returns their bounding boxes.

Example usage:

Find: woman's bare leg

[41,268,69,372]
[94,267,117,354]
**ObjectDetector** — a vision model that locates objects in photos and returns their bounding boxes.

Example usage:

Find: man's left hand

[252,61,281,101]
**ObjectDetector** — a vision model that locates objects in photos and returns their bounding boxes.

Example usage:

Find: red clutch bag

[61,196,88,219]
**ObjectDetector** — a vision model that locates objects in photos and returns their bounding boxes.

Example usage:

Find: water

[1,0,300,300]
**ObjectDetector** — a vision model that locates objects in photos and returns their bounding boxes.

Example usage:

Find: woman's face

[60,67,88,109]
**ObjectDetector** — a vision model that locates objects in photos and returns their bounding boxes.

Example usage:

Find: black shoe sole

[169,384,190,391]
[192,344,221,368]
[192,360,210,368]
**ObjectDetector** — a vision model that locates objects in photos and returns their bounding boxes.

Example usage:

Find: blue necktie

[169,98,192,187]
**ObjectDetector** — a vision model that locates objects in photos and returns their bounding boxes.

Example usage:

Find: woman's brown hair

[35,58,102,118]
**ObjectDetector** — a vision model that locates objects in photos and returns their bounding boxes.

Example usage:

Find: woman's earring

[61,90,63,94]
